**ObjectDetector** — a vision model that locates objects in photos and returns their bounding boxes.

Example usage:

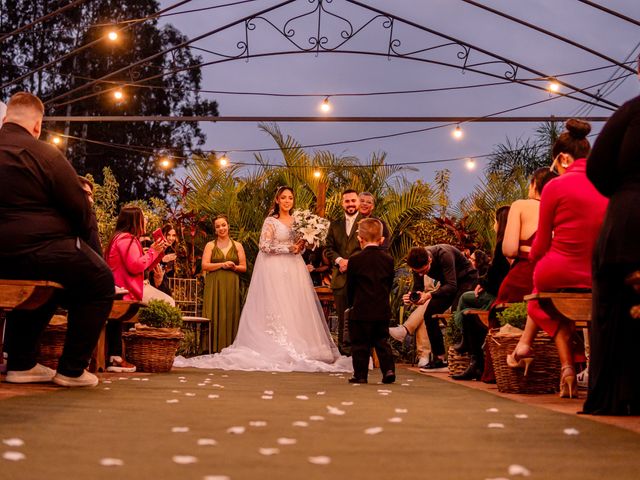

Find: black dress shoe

[419,359,448,371]
[382,370,396,384]
[348,377,367,384]
[452,358,483,381]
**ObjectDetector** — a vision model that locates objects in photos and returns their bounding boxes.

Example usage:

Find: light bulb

[313,170,321,178]
[219,155,229,167]
[159,158,171,169]
[51,135,62,145]
[548,80,560,93]
[320,97,331,113]
[452,125,463,140]
[113,89,124,100]
[107,31,118,41]
[465,158,476,170]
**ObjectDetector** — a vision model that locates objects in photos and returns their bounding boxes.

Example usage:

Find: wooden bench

[181,316,211,354]
[462,303,512,328]
[0,280,64,373]
[91,300,143,372]
[523,292,591,328]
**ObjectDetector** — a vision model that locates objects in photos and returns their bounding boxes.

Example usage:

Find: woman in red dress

[507,120,608,398]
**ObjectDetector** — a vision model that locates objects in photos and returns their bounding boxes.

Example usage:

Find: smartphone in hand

[152,228,166,243]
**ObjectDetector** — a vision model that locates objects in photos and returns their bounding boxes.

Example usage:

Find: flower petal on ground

[263,390,274,395]
[99,457,123,466]
[292,421,309,427]
[2,438,24,447]
[208,394,220,399]
[563,428,580,436]
[309,416,325,421]
[508,464,531,476]
[486,408,499,413]
[3,451,26,461]
[308,456,331,465]
[166,399,180,404]
[364,427,383,435]
[388,417,403,423]
[258,448,280,456]
[487,423,505,429]
[173,455,198,464]
[172,427,190,433]
[316,391,326,395]
[226,426,246,434]
[261,395,273,400]
[341,401,354,406]
[249,421,267,427]
[197,439,218,446]
[296,395,309,400]
[395,408,408,414]
[515,414,529,419]
[326,406,345,415]
[277,438,297,445]
[203,476,230,480]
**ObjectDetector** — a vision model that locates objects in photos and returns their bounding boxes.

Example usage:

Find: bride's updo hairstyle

[269,185,295,217]
[552,118,592,159]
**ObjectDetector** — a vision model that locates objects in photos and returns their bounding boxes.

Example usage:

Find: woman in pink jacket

[104,206,166,372]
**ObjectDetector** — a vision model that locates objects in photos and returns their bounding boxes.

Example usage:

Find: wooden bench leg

[90,325,107,373]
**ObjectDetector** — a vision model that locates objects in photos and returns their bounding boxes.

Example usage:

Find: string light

[452,125,463,140]
[159,156,172,169]
[313,169,322,178]
[107,30,118,41]
[465,157,476,170]
[219,153,229,167]
[50,135,62,145]
[113,88,124,101]
[548,79,561,93]
[320,97,331,113]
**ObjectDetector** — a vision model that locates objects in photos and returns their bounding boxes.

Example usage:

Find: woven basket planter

[37,316,68,370]
[447,346,471,376]
[488,327,561,394]
[123,325,184,373]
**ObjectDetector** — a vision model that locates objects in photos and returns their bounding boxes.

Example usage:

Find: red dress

[493,232,536,305]
[527,159,608,336]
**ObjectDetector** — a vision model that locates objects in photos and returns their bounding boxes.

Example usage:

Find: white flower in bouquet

[292,209,330,250]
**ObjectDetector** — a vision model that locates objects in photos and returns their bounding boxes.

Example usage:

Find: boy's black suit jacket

[346,245,394,323]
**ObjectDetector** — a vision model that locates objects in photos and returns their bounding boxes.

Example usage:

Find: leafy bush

[497,302,528,330]
[444,317,463,346]
[139,300,183,329]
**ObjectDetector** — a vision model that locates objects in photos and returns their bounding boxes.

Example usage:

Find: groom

[325,189,362,355]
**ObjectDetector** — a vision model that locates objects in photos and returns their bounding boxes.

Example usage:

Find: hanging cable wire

[576,0,640,27]
[0,0,87,43]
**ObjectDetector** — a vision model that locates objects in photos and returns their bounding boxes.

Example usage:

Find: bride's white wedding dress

[174,216,351,372]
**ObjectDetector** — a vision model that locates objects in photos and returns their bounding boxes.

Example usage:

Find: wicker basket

[488,327,561,394]
[37,316,68,370]
[122,325,184,373]
[447,346,471,376]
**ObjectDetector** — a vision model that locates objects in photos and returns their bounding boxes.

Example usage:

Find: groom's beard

[344,206,358,215]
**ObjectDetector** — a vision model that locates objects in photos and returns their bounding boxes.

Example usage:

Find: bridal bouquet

[292,209,330,250]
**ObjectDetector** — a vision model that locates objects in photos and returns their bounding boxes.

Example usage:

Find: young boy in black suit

[346,218,395,384]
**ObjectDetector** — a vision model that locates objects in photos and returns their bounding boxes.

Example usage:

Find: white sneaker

[389,326,408,342]
[53,370,99,387]
[6,363,56,383]
[417,357,429,368]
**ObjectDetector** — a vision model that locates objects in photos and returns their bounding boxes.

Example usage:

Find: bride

[175,186,351,372]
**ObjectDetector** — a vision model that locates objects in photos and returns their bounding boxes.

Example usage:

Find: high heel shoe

[559,365,578,399]
[506,345,534,376]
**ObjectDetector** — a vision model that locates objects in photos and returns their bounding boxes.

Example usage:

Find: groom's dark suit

[346,245,395,380]
[325,213,363,353]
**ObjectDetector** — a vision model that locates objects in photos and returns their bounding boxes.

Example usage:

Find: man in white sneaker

[0,92,115,387]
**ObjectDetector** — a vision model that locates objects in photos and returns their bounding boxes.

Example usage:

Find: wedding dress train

[174,216,351,372]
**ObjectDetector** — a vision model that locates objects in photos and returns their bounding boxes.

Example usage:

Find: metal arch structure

[45,0,630,112]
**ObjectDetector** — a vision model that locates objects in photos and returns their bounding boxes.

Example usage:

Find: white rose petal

[172,427,190,433]
[341,401,354,406]
[378,392,390,396]
[141,378,149,382]
[401,383,410,386]
[212,384,224,388]
[326,406,345,415]
[131,377,141,381]
[388,417,403,423]
[203,476,230,480]
[166,399,180,404]
[185,393,196,397]
[118,377,128,381]
[173,455,198,464]
[178,376,186,379]
[406,379,414,382]
[487,423,505,429]
[364,427,383,435]
[261,395,273,400]
[296,395,309,400]
[221,375,229,378]
[277,438,297,445]
[103,387,111,390]
[198,383,206,387]
[563,428,580,436]
[180,380,188,383]
[3,438,24,447]
[102,380,112,384]
[172,390,180,393]
[485,477,510,480]
[316,391,326,395]
[486,408,499,413]
[3,451,26,461]
[208,394,220,399]
[197,438,218,446]
[377,389,392,393]
[226,426,245,434]
[258,448,280,456]
[395,408,408,414]
[508,464,531,476]
[309,415,325,421]
[292,421,309,427]
[99,457,123,467]
[249,421,267,427]
[515,414,529,419]
[308,456,331,465]
[263,390,274,395]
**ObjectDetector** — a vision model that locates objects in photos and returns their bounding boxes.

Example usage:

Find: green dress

[203,240,241,352]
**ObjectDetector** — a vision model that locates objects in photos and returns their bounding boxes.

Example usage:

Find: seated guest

[151,223,179,296]
[452,206,511,380]
[105,206,167,372]
[390,244,478,370]
[494,168,557,305]
[0,92,114,387]
[78,175,102,255]
[507,120,608,398]
[346,218,395,384]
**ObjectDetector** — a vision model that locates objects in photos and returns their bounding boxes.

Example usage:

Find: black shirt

[479,241,510,297]
[0,122,93,256]
[413,244,477,299]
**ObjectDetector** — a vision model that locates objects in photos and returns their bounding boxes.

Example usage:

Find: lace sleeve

[259,218,291,254]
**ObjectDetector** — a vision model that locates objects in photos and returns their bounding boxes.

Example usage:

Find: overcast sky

[158,0,639,200]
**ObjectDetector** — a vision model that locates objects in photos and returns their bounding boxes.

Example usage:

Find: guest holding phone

[201,215,247,352]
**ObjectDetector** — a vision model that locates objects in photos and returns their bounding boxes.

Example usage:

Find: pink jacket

[106,233,162,301]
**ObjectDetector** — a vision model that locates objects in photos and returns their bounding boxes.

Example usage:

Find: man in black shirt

[0,92,114,387]
[391,245,478,369]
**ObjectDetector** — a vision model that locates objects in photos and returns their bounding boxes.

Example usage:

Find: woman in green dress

[201,215,247,352]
